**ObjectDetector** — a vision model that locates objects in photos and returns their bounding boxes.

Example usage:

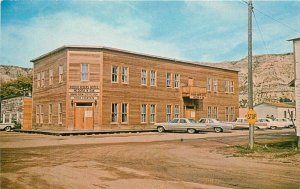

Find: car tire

[254,126,259,130]
[289,125,295,128]
[187,128,196,134]
[4,126,12,132]
[270,126,276,130]
[214,127,223,133]
[157,126,165,133]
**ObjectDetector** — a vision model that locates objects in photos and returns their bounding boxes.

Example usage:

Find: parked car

[154,118,206,134]
[274,118,295,128]
[229,117,269,130]
[0,123,15,131]
[198,118,233,132]
[257,118,278,129]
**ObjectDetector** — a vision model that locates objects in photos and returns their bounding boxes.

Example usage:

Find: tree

[0,75,32,98]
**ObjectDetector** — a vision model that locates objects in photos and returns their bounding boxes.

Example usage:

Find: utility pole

[248,0,254,149]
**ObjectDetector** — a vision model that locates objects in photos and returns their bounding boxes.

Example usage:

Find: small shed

[254,102,295,119]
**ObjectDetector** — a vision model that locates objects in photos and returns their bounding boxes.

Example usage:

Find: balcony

[182,86,206,99]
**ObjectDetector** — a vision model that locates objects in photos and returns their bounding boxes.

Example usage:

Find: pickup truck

[0,123,15,131]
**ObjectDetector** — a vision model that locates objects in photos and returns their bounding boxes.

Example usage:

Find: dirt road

[1,130,300,189]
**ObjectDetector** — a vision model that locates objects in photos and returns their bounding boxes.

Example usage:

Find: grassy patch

[224,135,299,159]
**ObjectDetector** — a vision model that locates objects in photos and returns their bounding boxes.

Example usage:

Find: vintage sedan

[0,123,15,131]
[154,118,206,134]
[198,118,234,132]
[230,118,268,130]
[273,118,295,128]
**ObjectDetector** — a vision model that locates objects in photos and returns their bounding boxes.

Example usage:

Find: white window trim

[213,79,217,93]
[150,70,156,87]
[49,69,53,86]
[59,65,63,83]
[141,69,147,86]
[166,104,172,122]
[48,104,52,124]
[174,105,180,118]
[207,78,211,92]
[111,65,119,83]
[122,67,129,84]
[166,73,172,88]
[174,74,180,88]
[141,104,147,123]
[121,103,128,124]
[150,104,156,123]
[111,103,118,123]
[58,103,63,124]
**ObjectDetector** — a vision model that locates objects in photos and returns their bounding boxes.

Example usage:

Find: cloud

[1,11,184,67]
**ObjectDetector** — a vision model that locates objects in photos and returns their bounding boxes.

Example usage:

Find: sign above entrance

[69,85,100,100]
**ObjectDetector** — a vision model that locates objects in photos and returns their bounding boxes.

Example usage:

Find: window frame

[81,63,89,81]
[230,81,234,93]
[166,72,172,88]
[150,70,156,86]
[41,71,45,87]
[166,104,172,122]
[59,65,63,83]
[150,104,156,123]
[141,104,147,123]
[207,106,212,118]
[121,103,128,123]
[111,65,118,83]
[207,78,211,92]
[58,103,63,124]
[111,103,118,123]
[49,69,53,86]
[174,73,180,88]
[141,69,147,86]
[37,73,41,88]
[174,105,180,118]
[48,104,52,124]
[213,79,217,93]
[121,66,129,84]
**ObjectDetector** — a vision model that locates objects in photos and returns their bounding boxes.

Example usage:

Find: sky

[1,0,300,68]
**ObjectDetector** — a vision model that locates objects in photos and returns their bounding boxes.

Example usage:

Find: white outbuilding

[254,102,295,119]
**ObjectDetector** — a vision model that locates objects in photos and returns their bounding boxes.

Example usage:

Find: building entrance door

[185,109,196,119]
[74,103,94,130]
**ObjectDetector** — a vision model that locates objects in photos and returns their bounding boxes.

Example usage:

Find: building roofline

[287,37,300,41]
[30,45,239,72]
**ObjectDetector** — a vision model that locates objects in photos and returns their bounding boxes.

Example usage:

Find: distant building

[1,96,32,129]
[30,45,239,131]
[254,102,295,119]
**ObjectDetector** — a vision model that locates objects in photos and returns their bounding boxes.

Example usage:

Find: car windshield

[188,119,196,123]
[210,119,219,123]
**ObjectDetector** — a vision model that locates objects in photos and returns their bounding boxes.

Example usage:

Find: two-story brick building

[31,46,239,131]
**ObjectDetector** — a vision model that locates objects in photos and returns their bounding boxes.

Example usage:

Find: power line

[240,0,300,35]
[252,10,270,54]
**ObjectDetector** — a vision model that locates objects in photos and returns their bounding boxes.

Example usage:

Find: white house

[254,102,295,119]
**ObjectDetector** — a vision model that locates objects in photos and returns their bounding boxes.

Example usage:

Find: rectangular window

[59,65,63,83]
[174,74,180,88]
[230,107,235,121]
[213,106,218,119]
[141,69,147,85]
[36,105,40,123]
[225,80,229,93]
[58,103,62,124]
[174,105,180,118]
[213,79,217,93]
[122,103,128,123]
[141,104,147,123]
[112,66,118,83]
[150,104,156,123]
[230,81,234,93]
[81,64,89,81]
[150,70,156,86]
[122,67,129,84]
[225,107,229,121]
[37,73,41,88]
[166,73,172,88]
[166,105,172,122]
[207,78,211,92]
[111,103,118,123]
[49,69,53,85]
[49,104,52,124]
[40,105,43,124]
[207,106,212,118]
[41,71,45,87]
